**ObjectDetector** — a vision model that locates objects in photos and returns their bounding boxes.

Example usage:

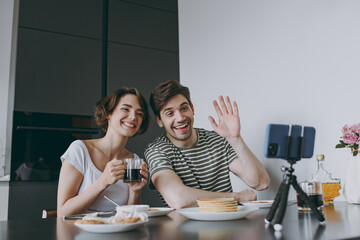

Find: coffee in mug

[123,158,143,183]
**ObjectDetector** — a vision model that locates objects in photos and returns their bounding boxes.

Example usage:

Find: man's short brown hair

[95,87,149,135]
[149,80,192,119]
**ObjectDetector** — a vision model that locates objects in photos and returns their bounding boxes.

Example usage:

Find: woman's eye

[136,112,144,117]
[121,108,129,112]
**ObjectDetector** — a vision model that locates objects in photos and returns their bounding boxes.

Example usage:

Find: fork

[104,196,120,208]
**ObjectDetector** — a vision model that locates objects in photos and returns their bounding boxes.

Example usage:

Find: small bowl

[116,205,149,213]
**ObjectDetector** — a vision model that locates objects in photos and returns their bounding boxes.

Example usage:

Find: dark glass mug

[123,158,143,183]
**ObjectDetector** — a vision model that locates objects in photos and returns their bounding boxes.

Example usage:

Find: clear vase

[343,154,360,204]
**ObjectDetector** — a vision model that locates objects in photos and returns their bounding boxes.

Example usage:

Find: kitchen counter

[0,175,9,182]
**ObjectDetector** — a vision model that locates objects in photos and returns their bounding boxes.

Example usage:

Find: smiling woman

[57,87,150,217]
[94,88,149,135]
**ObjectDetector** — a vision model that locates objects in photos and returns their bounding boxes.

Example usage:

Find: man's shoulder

[198,128,223,140]
[145,135,172,152]
[147,134,167,146]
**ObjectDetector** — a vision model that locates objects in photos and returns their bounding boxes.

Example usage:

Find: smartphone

[264,124,316,160]
[264,124,289,158]
[302,126,316,158]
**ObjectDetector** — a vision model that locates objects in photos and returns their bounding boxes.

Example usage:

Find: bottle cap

[316,154,325,161]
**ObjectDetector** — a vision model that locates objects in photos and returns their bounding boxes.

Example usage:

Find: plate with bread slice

[147,207,174,217]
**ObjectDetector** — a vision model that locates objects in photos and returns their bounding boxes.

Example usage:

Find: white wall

[0,0,18,220]
[178,0,360,200]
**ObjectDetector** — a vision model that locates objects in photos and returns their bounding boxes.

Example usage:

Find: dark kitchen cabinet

[9,0,178,219]
[107,43,179,96]
[14,28,102,115]
[107,0,179,159]
[107,44,179,206]
[107,42,180,153]
[107,1,179,207]
[109,0,178,52]
[18,0,103,39]
[122,0,178,12]
[8,182,58,220]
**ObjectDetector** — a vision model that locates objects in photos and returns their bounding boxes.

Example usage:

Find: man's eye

[165,112,173,117]
[182,106,188,111]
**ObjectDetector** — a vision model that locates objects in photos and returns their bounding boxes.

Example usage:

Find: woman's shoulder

[61,140,91,174]
[133,152,142,160]
[123,149,141,160]
[69,139,85,147]
[67,140,88,152]
[62,140,90,162]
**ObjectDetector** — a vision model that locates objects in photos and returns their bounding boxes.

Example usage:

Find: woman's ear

[156,116,163,128]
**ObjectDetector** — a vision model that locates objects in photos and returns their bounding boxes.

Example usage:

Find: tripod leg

[273,179,290,231]
[265,180,285,224]
[292,179,326,224]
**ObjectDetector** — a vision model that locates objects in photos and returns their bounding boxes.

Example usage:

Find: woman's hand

[99,159,126,188]
[129,161,148,192]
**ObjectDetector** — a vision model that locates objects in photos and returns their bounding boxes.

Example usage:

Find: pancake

[196,198,238,212]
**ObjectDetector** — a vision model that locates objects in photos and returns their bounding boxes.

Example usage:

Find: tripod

[265,162,326,231]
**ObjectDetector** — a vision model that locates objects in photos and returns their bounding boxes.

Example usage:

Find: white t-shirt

[61,140,134,212]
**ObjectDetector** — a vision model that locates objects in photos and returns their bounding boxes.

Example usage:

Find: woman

[57,87,150,217]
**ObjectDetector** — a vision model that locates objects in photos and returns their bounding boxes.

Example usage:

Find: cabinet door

[108,43,179,206]
[123,0,178,12]
[107,43,179,152]
[107,43,179,105]
[15,28,102,115]
[18,0,102,39]
[8,182,58,220]
[109,0,178,52]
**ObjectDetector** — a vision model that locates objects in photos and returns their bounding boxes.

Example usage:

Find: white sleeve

[133,153,142,161]
[60,140,87,175]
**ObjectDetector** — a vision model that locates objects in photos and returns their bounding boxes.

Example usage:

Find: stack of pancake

[196,198,238,212]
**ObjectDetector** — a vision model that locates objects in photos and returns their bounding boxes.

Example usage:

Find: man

[144,80,270,209]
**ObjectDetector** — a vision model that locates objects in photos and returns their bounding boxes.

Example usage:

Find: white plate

[242,200,274,208]
[147,207,174,217]
[176,206,258,221]
[74,219,148,233]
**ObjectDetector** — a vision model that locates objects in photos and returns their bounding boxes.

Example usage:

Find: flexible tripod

[264,125,326,231]
[264,163,326,231]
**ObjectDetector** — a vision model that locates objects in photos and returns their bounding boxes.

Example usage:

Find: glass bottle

[311,154,341,205]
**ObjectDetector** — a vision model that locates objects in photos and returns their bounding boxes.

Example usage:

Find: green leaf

[353,151,358,157]
[340,140,345,144]
[335,144,345,148]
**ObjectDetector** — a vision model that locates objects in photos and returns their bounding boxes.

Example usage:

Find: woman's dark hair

[95,87,149,135]
[149,80,192,119]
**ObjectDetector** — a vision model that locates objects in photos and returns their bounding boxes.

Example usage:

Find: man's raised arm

[208,95,270,190]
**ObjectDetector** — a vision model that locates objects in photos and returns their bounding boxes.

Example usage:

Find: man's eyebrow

[162,102,189,114]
